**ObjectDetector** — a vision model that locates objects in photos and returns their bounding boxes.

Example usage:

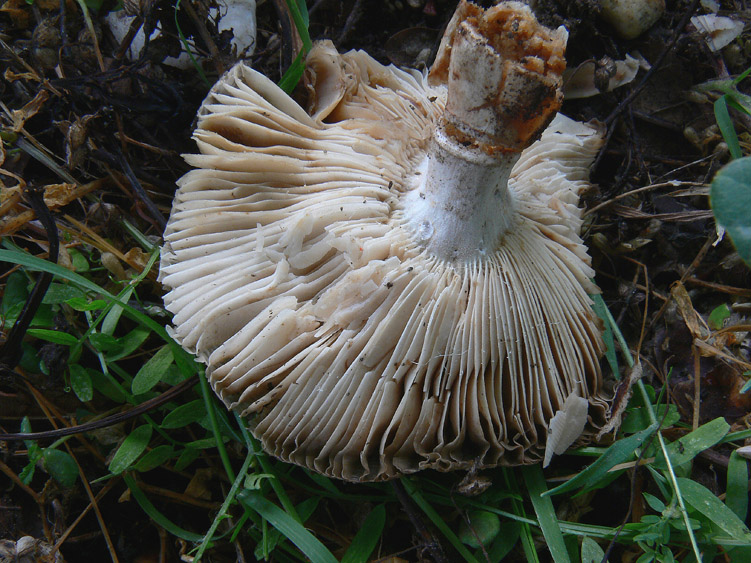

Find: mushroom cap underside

[160,43,610,481]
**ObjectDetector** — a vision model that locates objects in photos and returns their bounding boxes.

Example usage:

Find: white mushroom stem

[405,131,518,261]
[406,1,568,263]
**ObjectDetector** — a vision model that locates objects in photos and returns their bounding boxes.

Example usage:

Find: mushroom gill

[160,0,611,481]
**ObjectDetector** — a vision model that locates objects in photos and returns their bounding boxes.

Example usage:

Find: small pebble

[600,0,666,40]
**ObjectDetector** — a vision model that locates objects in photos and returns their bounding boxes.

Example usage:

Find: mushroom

[160,0,611,481]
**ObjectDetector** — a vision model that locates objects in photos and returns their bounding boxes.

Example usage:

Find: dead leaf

[9,90,49,132]
[671,281,705,339]
[43,183,77,207]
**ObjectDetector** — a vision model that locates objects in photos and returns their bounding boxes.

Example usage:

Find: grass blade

[240,490,338,563]
[714,96,742,159]
[654,417,730,469]
[341,504,386,563]
[544,423,659,497]
[678,477,751,541]
[522,465,571,563]
[193,449,255,561]
[124,474,204,542]
[727,450,749,521]
[401,478,480,563]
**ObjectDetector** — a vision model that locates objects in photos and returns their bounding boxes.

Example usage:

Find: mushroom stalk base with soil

[160,0,612,482]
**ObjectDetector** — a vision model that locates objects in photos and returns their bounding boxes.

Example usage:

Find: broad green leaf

[458,510,501,548]
[522,465,570,563]
[132,346,174,395]
[26,329,79,345]
[545,423,659,496]
[726,451,749,521]
[711,156,751,265]
[134,445,175,472]
[42,448,78,488]
[678,477,751,540]
[654,417,730,469]
[240,490,338,563]
[341,505,386,563]
[69,363,93,402]
[161,399,206,429]
[109,424,153,474]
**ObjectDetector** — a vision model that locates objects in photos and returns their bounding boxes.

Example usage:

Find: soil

[1,0,750,561]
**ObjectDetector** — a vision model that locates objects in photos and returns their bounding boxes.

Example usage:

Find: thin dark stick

[0,188,59,369]
[0,375,198,441]
[391,479,449,563]
[117,151,168,231]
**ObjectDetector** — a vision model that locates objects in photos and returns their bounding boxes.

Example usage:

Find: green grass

[3,234,751,561]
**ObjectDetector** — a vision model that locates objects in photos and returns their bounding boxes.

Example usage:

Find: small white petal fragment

[691,14,744,52]
[544,393,590,467]
[564,55,641,100]
[736,446,751,460]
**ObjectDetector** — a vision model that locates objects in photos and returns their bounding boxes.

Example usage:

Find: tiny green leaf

[708,304,732,330]
[65,297,108,311]
[109,424,153,474]
[26,329,79,345]
[69,363,93,402]
[643,492,666,514]
[132,346,174,395]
